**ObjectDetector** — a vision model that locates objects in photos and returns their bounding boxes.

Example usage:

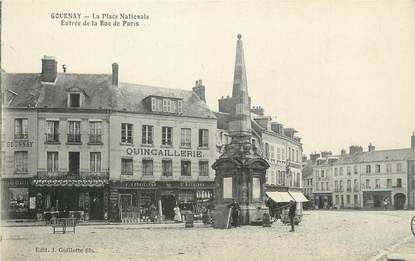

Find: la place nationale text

[50,12,150,27]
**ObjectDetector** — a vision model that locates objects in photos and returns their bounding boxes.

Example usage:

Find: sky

[2,0,415,155]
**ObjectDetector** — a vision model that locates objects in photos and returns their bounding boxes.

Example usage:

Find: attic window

[69,93,81,108]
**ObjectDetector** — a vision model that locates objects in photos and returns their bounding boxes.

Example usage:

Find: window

[339,180,343,191]
[14,119,28,139]
[142,125,153,145]
[339,167,343,176]
[271,145,275,160]
[199,129,209,148]
[281,149,285,161]
[321,170,324,178]
[89,121,102,143]
[354,195,358,205]
[162,160,172,176]
[375,179,380,188]
[288,148,291,161]
[181,128,191,147]
[121,123,133,144]
[142,160,153,176]
[335,181,338,192]
[181,161,191,176]
[47,152,59,173]
[335,195,339,205]
[162,99,172,112]
[326,182,329,191]
[46,121,59,142]
[386,164,392,173]
[199,161,209,176]
[334,168,338,176]
[68,121,81,143]
[121,158,133,175]
[177,100,183,113]
[295,149,298,162]
[162,127,172,146]
[151,97,157,111]
[366,165,371,174]
[397,163,402,172]
[354,165,358,175]
[387,178,392,188]
[375,164,380,173]
[346,166,351,176]
[347,180,351,192]
[321,182,325,191]
[365,179,370,189]
[14,151,28,173]
[346,195,351,204]
[90,152,101,172]
[354,179,358,191]
[397,178,402,188]
[69,93,80,107]
[277,148,281,160]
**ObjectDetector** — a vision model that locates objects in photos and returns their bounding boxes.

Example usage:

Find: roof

[3,73,216,119]
[302,162,314,178]
[313,148,415,166]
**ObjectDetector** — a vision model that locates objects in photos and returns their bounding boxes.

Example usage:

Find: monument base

[213,203,270,228]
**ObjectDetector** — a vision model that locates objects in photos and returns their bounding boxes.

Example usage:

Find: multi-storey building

[1,56,217,221]
[307,136,415,210]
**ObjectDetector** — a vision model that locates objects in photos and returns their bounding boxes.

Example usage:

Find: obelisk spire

[228,34,252,140]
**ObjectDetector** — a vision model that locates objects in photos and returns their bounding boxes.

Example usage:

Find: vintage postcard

[1,1,415,260]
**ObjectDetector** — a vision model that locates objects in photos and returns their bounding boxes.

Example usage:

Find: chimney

[112,63,119,86]
[341,149,346,156]
[321,151,332,158]
[41,55,57,83]
[368,142,375,152]
[192,79,206,102]
[309,153,320,164]
[349,145,363,155]
[411,132,415,149]
[251,106,264,116]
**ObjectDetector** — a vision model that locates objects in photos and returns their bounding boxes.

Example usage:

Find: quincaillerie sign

[126,147,204,158]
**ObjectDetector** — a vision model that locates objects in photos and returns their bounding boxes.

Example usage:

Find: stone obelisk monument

[212,34,269,226]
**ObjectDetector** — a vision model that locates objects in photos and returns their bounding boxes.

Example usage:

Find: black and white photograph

[1,1,415,260]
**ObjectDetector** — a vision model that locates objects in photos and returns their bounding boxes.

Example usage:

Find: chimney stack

[341,149,346,156]
[368,142,375,152]
[41,55,57,83]
[411,132,415,149]
[309,153,320,164]
[349,145,363,155]
[192,79,206,102]
[112,63,119,86]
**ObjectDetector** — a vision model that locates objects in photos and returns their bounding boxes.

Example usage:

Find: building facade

[1,56,217,221]
[306,137,415,210]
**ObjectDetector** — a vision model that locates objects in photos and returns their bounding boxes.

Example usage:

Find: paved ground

[1,210,415,261]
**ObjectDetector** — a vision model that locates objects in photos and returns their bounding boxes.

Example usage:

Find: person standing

[288,200,297,232]
[228,199,240,227]
[174,204,182,222]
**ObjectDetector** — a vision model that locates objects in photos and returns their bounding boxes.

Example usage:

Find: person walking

[288,200,297,232]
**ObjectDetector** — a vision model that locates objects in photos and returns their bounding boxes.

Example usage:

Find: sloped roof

[3,73,216,119]
[336,148,414,164]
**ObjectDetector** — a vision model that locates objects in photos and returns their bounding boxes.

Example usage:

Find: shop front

[32,176,109,221]
[313,193,332,209]
[1,178,34,220]
[109,180,214,223]
[363,190,391,209]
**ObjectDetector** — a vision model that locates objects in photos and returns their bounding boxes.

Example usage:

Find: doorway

[89,191,103,220]
[394,193,406,210]
[161,195,176,220]
[68,152,80,175]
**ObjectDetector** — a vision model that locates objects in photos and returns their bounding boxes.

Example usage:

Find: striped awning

[33,179,107,187]
[288,191,309,202]
[266,191,294,203]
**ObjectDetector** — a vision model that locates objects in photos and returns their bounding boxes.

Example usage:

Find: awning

[33,179,107,187]
[288,191,309,202]
[266,191,294,203]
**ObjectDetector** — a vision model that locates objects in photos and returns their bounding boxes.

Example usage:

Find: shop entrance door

[89,191,103,220]
[161,195,176,220]
[119,194,132,212]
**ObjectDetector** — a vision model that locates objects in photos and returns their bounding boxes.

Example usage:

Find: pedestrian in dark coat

[228,199,240,227]
[288,200,296,232]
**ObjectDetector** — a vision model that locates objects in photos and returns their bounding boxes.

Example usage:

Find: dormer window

[69,93,81,107]
[178,100,183,113]
[147,96,183,114]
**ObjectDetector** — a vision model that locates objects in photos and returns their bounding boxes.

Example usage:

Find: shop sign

[6,140,34,148]
[126,147,204,158]
[115,181,157,188]
[2,178,31,187]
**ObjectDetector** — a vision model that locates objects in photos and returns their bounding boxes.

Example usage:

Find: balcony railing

[37,171,109,179]
[88,134,103,144]
[67,134,81,143]
[45,133,60,143]
[14,133,28,139]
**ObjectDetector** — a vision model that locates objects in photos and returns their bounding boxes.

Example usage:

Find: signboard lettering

[6,140,34,148]
[126,147,203,158]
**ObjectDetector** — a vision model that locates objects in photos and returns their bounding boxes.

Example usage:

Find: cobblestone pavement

[1,210,415,261]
